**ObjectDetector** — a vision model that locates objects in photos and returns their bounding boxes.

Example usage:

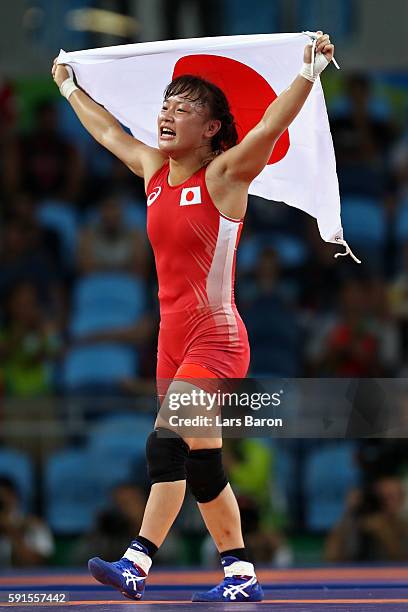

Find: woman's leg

[196,483,245,551]
[136,377,221,547]
[148,366,247,554]
[138,481,186,547]
[185,436,245,552]
[137,436,246,553]
[184,432,261,602]
[89,376,261,601]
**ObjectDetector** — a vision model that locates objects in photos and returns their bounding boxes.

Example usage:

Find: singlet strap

[146,161,169,194]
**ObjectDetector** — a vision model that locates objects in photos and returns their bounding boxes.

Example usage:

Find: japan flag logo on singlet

[180,186,202,206]
[147,186,161,206]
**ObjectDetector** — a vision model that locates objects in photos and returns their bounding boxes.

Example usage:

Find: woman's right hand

[51,57,70,88]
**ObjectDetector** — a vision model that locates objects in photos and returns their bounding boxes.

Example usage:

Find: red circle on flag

[186,190,194,201]
[172,54,289,165]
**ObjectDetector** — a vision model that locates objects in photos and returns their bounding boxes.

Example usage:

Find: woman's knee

[185,445,228,503]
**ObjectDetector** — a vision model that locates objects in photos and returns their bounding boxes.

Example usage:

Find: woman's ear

[206,119,221,138]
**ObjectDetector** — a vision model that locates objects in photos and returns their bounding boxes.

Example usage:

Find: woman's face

[157,93,220,156]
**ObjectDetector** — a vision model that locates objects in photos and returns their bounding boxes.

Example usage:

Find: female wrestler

[52,31,334,602]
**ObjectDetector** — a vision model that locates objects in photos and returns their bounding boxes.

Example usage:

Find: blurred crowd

[1,439,408,567]
[2,74,408,396]
[1,57,408,566]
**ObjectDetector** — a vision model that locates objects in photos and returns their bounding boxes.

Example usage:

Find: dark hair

[163,75,238,153]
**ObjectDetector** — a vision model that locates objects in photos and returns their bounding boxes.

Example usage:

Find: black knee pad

[145,428,189,484]
[186,448,228,503]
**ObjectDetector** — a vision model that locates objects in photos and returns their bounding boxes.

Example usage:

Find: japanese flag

[180,186,202,206]
[57,33,356,260]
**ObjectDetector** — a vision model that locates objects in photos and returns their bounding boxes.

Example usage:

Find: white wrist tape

[300,57,329,82]
[300,31,338,82]
[60,78,79,100]
[59,66,78,100]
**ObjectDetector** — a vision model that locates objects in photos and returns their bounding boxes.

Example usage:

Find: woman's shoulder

[145,157,169,193]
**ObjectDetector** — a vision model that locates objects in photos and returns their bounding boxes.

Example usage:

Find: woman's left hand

[304,31,334,64]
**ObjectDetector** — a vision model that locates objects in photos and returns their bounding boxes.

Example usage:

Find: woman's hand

[51,57,70,88]
[304,31,334,64]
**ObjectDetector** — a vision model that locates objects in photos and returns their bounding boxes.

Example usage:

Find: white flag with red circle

[180,186,202,206]
[57,33,355,258]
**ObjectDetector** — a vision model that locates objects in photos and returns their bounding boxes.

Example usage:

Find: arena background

[1,0,408,572]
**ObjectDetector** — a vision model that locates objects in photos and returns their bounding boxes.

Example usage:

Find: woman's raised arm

[208,32,334,186]
[51,60,164,181]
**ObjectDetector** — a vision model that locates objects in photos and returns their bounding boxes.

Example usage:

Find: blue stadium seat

[395,197,408,242]
[237,236,260,273]
[64,274,145,390]
[37,200,78,262]
[295,0,354,42]
[82,200,146,230]
[271,233,308,268]
[245,295,302,376]
[45,448,93,533]
[57,98,97,157]
[122,200,146,230]
[269,441,296,512]
[88,413,153,456]
[340,196,386,247]
[329,96,392,122]
[304,442,359,532]
[0,448,33,511]
[71,273,145,336]
[33,0,92,52]
[224,0,280,34]
[63,344,138,390]
[45,447,136,534]
[238,233,308,272]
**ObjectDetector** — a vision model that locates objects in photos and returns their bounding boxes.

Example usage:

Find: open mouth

[160,127,176,139]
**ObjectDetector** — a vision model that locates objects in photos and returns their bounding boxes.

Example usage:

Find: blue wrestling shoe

[191,556,264,602]
[88,556,147,600]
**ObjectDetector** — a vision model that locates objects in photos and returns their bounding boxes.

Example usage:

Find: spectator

[325,476,408,562]
[0,219,61,306]
[161,0,220,39]
[0,73,17,137]
[0,73,18,197]
[391,128,408,200]
[240,247,302,376]
[223,440,275,516]
[301,219,346,312]
[357,440,408,484]
[330,74,396,198]
[389,243,408,360]
[367,277,400,375]
[307,278,381,376]
[0,476,54,566]
[0,282,60,397]
[70,311,157,390]
[72,483,146,563]
[5,192,63,270]
[237,494,291,566]
[77,194,148,277]
[71,482,179,564]
[5,100,83,201]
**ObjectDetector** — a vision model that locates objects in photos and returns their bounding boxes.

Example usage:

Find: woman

[52,31,334,602]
